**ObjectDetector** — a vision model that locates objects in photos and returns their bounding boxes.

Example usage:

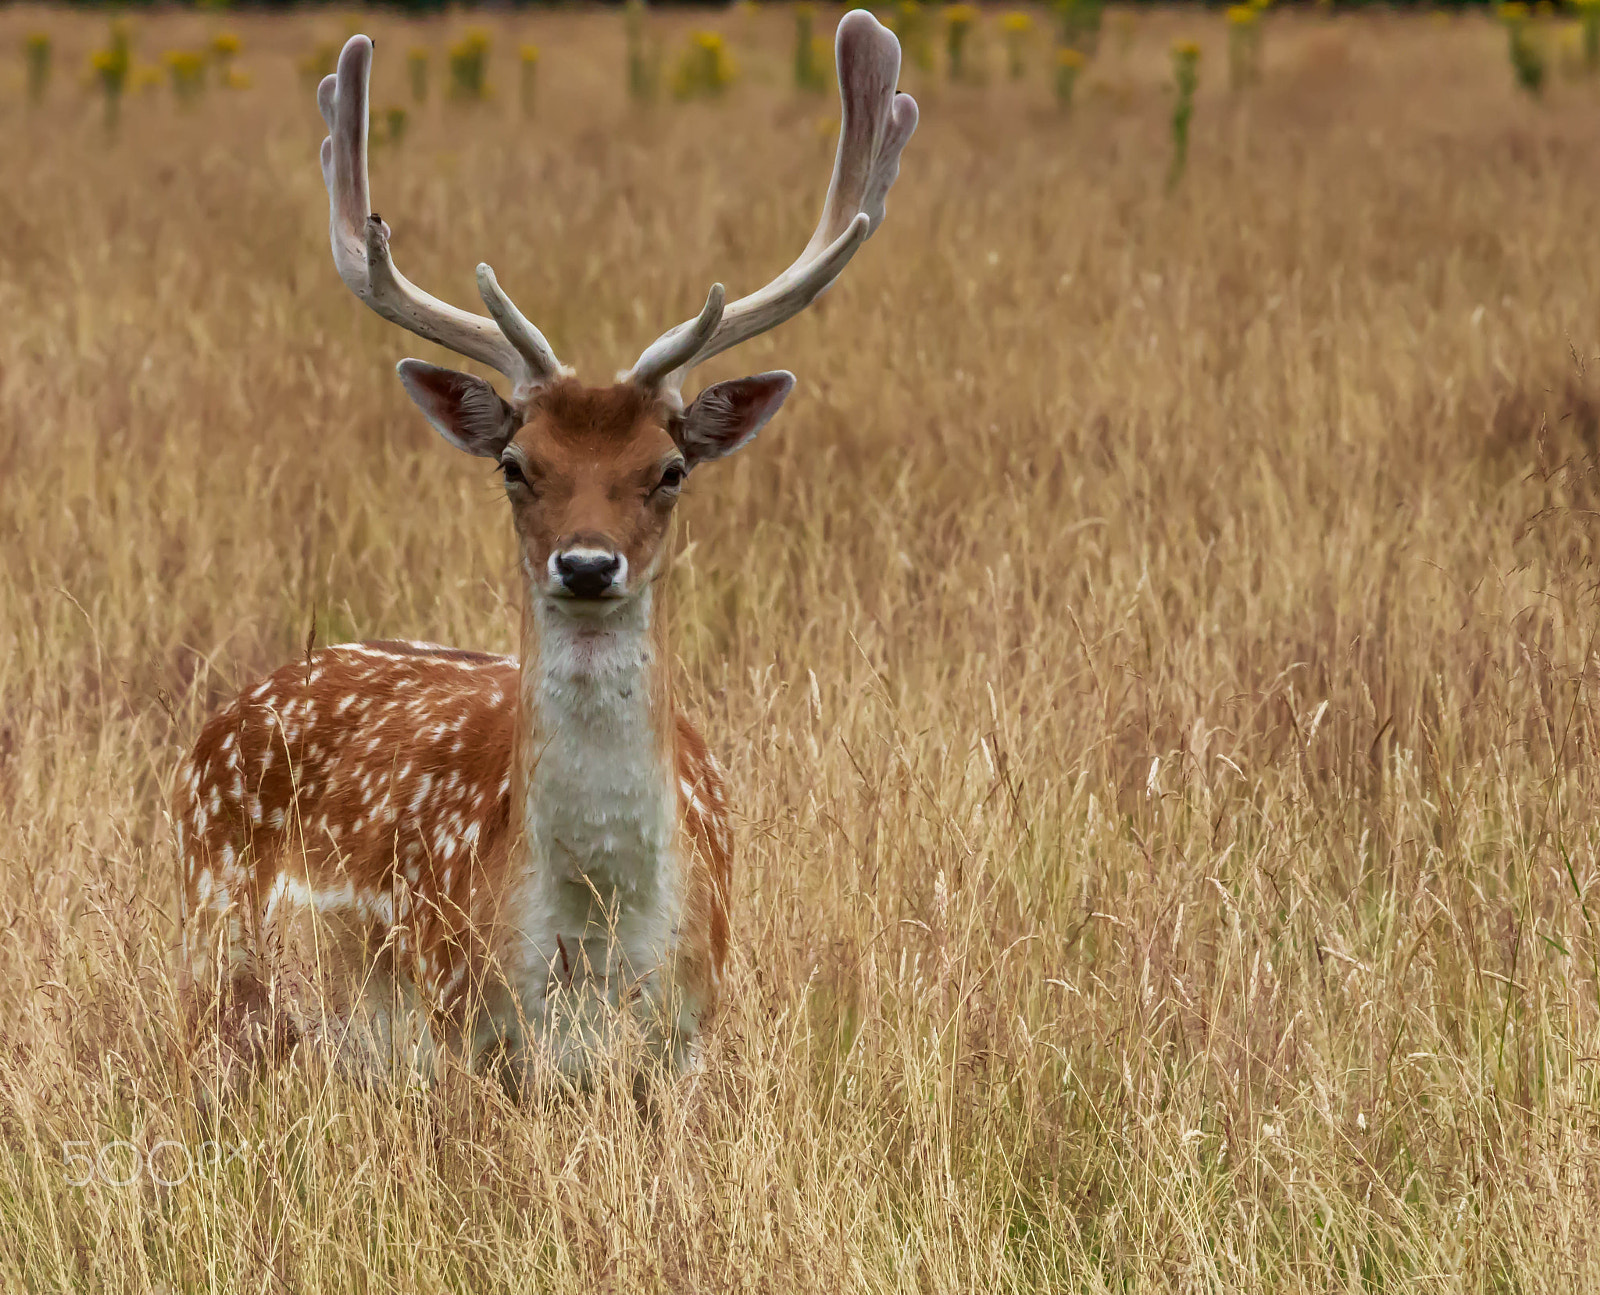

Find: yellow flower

[945,4,979,27]
[1226,5,1258,25]
[164,48,207,100]
[1498,2,1529,20]
[520,43,540,65]
[1173,39,1202,59]
[210,32,242,58]
[91,47,128,76]
[1056,47,1087,68]
[693,31,726,52]
[1001,11,1033,33]
[450,27,491,57]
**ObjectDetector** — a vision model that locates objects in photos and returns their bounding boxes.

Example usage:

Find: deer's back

[176,642,518,1004]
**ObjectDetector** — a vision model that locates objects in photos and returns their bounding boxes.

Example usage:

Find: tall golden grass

[3,5,1600,1290]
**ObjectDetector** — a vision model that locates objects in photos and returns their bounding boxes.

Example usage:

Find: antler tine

[476,264,569,382]
[626,11,917,396]
[318,36,564,396]
[626,284,727,390]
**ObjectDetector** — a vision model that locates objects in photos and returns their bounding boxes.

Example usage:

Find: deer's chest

[528,676,677,896]
[498,628,683,1051]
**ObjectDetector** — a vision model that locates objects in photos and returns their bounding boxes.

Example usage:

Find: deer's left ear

[675,371,796,468]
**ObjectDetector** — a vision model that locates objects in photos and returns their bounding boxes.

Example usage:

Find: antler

[626,10,918,396]
[318,36,565,398]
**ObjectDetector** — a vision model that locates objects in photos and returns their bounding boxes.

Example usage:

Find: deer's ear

[396,360,519,458]
[675,371,795,468]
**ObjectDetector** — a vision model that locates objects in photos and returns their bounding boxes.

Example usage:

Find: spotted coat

[175,638,732,1081]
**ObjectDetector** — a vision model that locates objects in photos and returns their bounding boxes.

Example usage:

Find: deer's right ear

[396,359,519,458]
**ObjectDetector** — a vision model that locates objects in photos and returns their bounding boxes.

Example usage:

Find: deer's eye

[657,463,686,493]
[501,459,528,488]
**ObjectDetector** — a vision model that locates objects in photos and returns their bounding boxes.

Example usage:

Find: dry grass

[4,4,1600,1290]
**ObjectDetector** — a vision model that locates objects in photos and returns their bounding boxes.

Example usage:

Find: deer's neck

[508,589,680,985]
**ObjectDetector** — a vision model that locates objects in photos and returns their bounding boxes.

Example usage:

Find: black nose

[556,551,621,599]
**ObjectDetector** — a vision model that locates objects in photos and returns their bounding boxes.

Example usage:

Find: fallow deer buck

[175,15,916,1090]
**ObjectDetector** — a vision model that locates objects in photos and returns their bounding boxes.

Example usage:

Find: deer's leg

[265,896,443,1088]
[179,900,298,1099]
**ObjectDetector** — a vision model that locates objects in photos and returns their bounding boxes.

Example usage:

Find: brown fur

[502,382,683,595]
[176,636,731,1074]
[525,379,664,445]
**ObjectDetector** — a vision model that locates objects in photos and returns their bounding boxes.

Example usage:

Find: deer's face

[395,365,795,618]
[501,384,683,612]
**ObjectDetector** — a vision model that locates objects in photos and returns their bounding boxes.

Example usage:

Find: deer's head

[317,18,916,618]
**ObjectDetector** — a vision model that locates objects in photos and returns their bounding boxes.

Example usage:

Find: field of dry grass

[5,3,1600,1290]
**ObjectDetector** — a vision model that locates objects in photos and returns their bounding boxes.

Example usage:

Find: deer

[174,14,917,1094]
